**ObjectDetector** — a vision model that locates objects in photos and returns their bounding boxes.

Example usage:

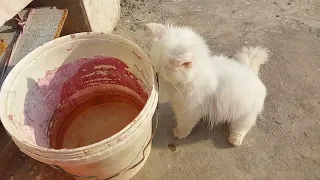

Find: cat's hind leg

[228,112,258,146]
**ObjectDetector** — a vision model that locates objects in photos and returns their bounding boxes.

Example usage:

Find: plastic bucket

[0,32,158,179]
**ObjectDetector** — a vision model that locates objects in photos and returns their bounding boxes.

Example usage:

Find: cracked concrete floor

[114,0,320,179]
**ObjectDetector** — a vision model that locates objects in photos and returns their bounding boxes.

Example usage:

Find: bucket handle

[50,165,99,179]
[50,110,159,180]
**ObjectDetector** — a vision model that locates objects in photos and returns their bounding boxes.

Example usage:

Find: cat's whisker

[170,84,183,99]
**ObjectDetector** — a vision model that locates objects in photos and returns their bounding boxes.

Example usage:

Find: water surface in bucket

[50,86,144,149]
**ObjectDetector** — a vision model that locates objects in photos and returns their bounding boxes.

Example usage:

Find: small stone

[245,41,248,44]
[168,143,176,152]
[246,2,250,4]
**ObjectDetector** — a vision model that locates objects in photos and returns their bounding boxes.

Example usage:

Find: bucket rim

[0,32,157,156]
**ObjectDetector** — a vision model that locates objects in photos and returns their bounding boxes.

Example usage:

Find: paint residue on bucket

[60,56,148,103]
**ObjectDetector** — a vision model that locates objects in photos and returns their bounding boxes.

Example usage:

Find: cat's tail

[234,46,269,75]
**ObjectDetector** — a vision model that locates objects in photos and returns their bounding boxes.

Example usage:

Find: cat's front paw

[228,133,244,146]
[173,127,190,139]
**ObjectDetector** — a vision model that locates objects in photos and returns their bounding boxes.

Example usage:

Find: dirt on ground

[1,0,319,179]
[114,0,320,179]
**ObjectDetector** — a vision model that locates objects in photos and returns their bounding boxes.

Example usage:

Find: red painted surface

[60,56,148,103]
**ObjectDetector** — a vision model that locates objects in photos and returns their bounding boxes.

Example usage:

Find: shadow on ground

[151,103,233,150]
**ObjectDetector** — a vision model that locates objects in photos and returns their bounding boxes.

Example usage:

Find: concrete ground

[1,0,319,179]
[115,0,320,179]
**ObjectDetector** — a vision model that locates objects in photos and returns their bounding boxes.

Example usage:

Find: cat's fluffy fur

[147,23,269,146]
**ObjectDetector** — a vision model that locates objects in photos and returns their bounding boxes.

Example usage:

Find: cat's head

[146,23,210,85]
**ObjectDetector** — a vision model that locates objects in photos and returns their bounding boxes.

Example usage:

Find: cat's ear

[180,52,195,68]
[169,60,193,68]
[146,23,166,40]
[180,61,193,67]
[169,52,195,68]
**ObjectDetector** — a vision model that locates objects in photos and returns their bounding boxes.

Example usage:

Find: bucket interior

[3,34,153,149]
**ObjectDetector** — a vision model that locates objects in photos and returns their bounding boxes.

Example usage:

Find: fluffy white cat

[146,23,269,146]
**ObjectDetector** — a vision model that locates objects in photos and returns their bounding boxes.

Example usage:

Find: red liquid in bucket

[50,86,144,149]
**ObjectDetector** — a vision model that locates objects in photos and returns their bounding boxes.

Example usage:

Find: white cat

[146,23,269,146]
